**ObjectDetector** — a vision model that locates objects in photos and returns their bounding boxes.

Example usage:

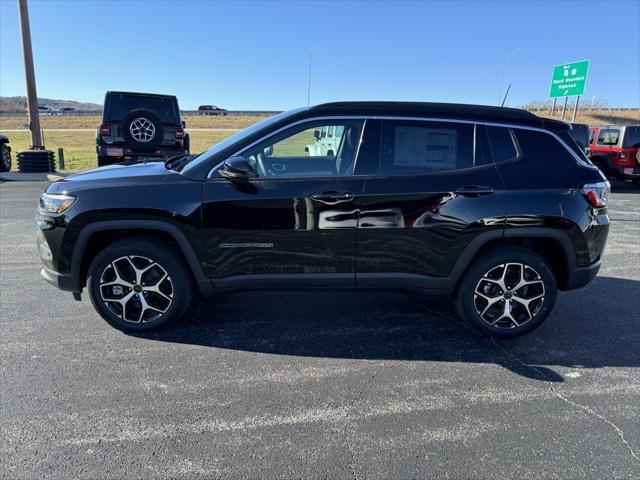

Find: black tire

[97,155,114,167]
[454,246,557,339]
[0,144,11,172]
[121,109,164,153]
[87,238,193,332]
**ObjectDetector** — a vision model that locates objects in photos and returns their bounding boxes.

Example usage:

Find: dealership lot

[1,181,638,479]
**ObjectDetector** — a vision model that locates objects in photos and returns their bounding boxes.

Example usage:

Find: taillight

[100,124,111,136]
[175,127,185,139]
[581,181,610,207]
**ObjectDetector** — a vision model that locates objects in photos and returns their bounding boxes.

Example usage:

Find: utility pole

[17,0,43,149]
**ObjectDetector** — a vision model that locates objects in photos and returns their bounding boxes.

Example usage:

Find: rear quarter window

[486,126,518,163]
[597,129,620,146]
[512,129,576,166]
[623,126,640,148]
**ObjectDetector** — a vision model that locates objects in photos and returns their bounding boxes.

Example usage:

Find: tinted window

[597,129,620,146]
[513,129,575,164]
[380,120,475,174]
[558,130,592,164]
[106,94,178,123]
[487,126,518,162]
[623,126,640,148]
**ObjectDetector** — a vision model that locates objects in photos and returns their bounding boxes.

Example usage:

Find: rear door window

[597,129,620,146]
[379,120,477,174]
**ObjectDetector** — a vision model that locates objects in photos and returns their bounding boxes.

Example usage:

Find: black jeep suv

[96,91,189,166]
[38,102,610,338]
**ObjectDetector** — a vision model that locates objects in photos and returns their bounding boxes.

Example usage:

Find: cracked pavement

[1,181,639,479]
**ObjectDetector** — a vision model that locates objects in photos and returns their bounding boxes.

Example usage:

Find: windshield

[180,108,304,174]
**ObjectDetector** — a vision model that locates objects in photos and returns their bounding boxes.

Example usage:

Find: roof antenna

[500,83,512,107]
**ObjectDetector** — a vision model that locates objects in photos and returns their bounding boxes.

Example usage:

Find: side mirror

[264,145,273,157]
[219,156,257,181]
[314,129,321,140]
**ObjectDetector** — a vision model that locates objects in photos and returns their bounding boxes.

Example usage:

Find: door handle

[454,185,495,196]
[311,191,354,204]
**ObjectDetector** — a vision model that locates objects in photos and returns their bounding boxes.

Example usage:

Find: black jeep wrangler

[96,91,189,166]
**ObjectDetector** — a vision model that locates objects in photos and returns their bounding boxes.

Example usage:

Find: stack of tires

[17,150,56,173]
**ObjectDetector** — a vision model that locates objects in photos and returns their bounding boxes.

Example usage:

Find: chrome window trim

[207,114,596,178]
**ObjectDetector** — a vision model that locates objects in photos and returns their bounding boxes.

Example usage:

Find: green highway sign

[549,60,589,98]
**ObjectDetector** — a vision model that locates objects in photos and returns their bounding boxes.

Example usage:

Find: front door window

[242,120,364,178]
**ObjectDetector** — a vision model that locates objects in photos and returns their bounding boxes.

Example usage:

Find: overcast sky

[1,0,638,110]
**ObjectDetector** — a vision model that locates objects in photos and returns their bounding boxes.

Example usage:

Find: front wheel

[87,239,193,332]
[455,246,557,339]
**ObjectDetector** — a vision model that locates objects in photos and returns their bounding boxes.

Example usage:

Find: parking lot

[0,180,638,479]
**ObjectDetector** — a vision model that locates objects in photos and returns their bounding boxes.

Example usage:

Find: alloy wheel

[99,255,173,323]
[129,118,156,142]
[473,263,545,329]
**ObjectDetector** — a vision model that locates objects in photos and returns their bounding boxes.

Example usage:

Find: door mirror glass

[219,156,257,181]
[313,129,321,140]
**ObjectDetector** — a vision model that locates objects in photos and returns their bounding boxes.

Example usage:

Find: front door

[202,118,367,288]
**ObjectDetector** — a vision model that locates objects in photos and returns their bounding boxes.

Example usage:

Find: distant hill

[0,96,101,113]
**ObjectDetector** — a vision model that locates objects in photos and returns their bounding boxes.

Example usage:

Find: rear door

[201,118,369,288]
[355,119,505,287]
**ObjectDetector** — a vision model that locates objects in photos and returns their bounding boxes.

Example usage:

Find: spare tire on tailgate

[121,109,163,152]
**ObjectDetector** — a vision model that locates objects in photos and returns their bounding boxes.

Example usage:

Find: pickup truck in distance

[38,102,610,339]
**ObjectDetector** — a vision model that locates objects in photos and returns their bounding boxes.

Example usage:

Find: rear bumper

[613,166,640,180]
[565,258,601,290]
[97,145,187,159]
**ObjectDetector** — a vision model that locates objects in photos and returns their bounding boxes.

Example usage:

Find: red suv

[588,125,640,186]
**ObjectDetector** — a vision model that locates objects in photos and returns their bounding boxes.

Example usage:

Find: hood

[46,161,178,193]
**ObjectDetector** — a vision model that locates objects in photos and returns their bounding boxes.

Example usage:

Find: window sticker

[394,127,457,169]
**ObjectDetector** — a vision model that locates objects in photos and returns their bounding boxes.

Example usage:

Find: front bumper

[40,265,76,292]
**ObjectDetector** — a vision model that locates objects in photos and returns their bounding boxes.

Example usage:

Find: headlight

[39,193,76,214]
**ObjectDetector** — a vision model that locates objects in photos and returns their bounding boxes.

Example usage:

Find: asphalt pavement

[1,180,639,479]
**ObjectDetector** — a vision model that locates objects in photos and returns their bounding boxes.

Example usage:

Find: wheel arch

[72,220,212,295]
[451,228,577,291]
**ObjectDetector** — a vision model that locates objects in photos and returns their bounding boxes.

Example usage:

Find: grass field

[1,109,638,172]
[0,114,268,130]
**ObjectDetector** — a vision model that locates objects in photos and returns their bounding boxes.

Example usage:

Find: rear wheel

[455,246,557,338]
[87,239,193,332]
[97,155,113,167]
[0,144,11,172]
